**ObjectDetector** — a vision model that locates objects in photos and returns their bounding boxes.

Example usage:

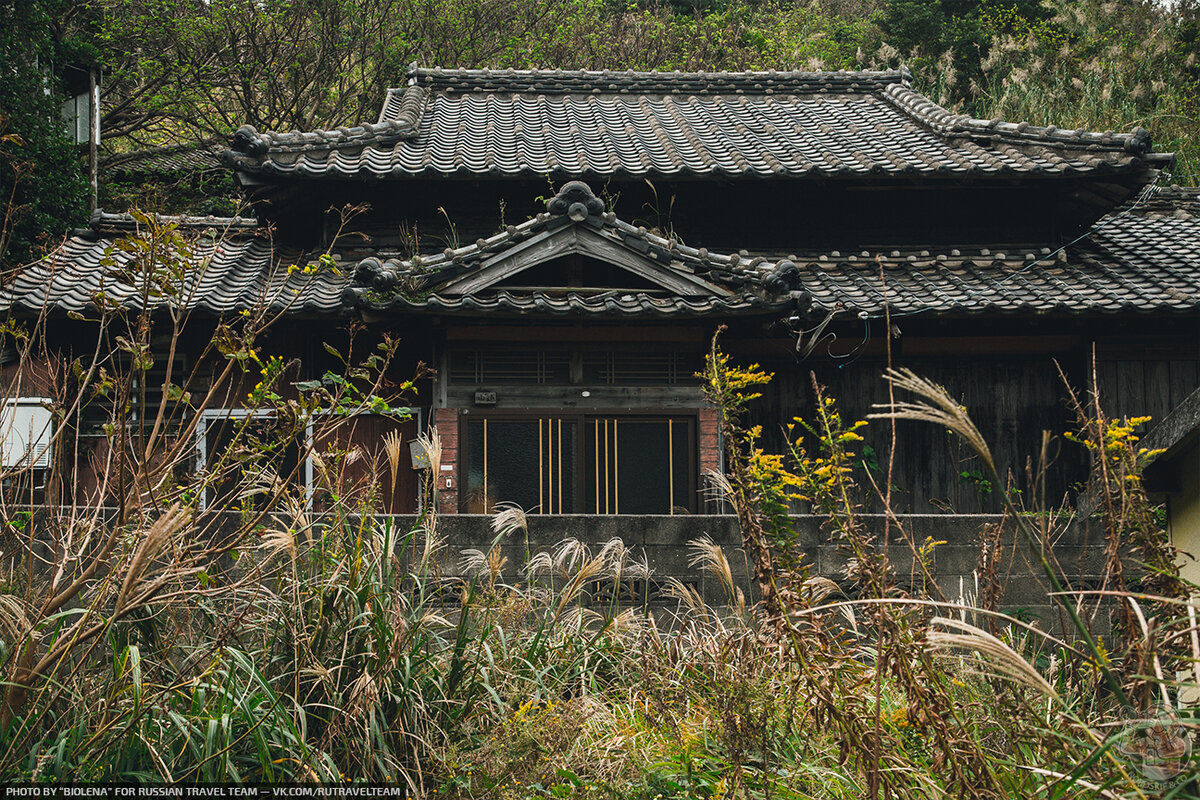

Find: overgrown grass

[0,219,1196,796]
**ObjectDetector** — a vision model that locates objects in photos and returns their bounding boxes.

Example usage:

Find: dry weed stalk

[870,365,1134,708]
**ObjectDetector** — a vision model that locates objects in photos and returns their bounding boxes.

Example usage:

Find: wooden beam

[447,324,707,343]
[440,228,566,294]
[574,228,733,297]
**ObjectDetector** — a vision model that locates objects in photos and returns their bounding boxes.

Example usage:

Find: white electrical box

[0,398,54,469]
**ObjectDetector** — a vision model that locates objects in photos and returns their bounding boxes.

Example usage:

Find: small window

[449,350,570,385]
[0,398,54,469]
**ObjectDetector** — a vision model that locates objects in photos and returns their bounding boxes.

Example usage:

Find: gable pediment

[342,182,814,318]
[436,224,732,298]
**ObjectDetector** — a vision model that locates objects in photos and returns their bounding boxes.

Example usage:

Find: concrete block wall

[23,508,1122,637]
[387,513,1117,635]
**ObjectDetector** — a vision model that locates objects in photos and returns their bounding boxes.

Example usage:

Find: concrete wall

[1167,442,1200,587]
[19,508,1117,635]
[385,513,1111,633]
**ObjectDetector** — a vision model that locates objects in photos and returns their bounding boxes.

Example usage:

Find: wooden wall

[729,325,1200,515]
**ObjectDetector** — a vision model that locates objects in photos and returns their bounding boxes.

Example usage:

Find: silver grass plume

[869,367,995,477]
[522,550,555,580]
[553,538,590,576]
[117,503,189,612]
[687,536,735,604]
[382,429,405,498]
[491,502,527,538]
[554,555,606,622]
[927,617,1059,702]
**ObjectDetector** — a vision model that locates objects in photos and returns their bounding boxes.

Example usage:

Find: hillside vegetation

[2,0,1199,264]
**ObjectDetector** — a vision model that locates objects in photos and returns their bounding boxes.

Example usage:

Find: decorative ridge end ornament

[761,259,811,313]
[1125,126,1153,155]
[763,260,801,293]
[547,181,605,221]
[229,125,269,157]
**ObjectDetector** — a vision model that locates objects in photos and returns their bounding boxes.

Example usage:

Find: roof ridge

[224,84,427,162]
[881,83,1166,157]
[406,65,913,94]
[101,138,225,170]
[86,210,259,237]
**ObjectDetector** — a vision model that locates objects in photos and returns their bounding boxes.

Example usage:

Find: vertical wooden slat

[1145,361,1172,426]
[668,419,674,514]
[614,418,619,514]
[1115,360,1146,421]
[1095,359,1119,415]
[1170,360,1199,409]
[603,419,609,514]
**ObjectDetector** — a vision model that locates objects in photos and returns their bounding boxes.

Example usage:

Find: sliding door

[462,414,695,514]
[464,417,576,513]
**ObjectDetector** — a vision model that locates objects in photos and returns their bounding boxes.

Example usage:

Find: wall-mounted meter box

[0,398,54,469]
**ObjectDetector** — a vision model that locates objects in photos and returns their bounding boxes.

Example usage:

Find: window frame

[195,407,425,512]
[195,408,314,512]
[0,396,55,470]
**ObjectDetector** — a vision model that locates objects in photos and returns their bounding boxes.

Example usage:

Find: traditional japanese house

[3,67,1199,532]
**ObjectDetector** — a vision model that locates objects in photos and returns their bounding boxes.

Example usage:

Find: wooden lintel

[446,324,708,343]
[900,334,1085,357]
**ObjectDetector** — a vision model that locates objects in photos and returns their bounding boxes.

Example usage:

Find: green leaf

[323,342,345,363]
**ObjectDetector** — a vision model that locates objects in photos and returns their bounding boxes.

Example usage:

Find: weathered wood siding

[731,328,1199,514]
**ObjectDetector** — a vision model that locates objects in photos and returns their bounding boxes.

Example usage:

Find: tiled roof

[6,186,1198,320]
[101,141,225,174]
[221,67,1171,180]
[783,186,1200,318]
[0,213,343,317]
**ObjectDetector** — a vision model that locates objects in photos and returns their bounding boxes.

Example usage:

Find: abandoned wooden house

[2,68,1198,582]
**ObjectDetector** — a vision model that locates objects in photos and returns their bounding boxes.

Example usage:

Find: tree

[0,1,91,269]
[98,0,407,145]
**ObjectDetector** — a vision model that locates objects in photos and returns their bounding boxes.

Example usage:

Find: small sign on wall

[474,390,497,406]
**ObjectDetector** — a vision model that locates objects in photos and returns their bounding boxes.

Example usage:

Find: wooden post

[88,67,98,212]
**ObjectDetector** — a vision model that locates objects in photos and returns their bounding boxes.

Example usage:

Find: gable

[488,257,673,294]
[435,223,732,298]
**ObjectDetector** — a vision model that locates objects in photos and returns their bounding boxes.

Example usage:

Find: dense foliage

[4,0,1200,250]
[0,1,91,269]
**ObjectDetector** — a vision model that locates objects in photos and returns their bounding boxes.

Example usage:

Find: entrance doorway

[462,413,695,514]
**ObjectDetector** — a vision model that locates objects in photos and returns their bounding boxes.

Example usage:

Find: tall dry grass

[0,220,1194,797]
